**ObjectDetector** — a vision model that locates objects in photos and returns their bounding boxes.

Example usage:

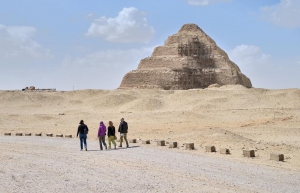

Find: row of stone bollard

[141,139,285,162]
[4,133,284,162]
[4,132,73,138]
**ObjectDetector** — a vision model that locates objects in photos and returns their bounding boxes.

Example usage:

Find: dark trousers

[99,136,107,150]
[79,133,87,150]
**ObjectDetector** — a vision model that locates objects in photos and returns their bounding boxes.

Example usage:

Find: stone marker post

[185,143,194,150]
[205,146,216,152]
[243,149,255,157]
[270,153,284,161]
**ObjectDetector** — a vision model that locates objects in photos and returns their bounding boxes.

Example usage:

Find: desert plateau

[1,86,300,192]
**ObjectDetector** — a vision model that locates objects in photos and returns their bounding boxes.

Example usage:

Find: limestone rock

[185,143,194,150]
[169,142,178,148]
[119,24,252,90]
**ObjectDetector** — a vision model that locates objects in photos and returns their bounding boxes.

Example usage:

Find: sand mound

[219,84,248,90]
[96,93,138,109]
[120,98,164,112]
[208,83,221,88]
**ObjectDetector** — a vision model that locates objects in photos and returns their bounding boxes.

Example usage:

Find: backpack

[84,125,88,134]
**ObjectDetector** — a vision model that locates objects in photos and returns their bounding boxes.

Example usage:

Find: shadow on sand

[87,146,140,151]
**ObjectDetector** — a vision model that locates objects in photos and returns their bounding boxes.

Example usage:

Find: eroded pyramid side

[119,24,252,90]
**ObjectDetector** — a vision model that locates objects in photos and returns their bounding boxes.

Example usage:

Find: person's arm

[97,127,100,137]
[107,127,110,136]
[118,124,121,133]
[112,127,115,136]
[77,126,80,137]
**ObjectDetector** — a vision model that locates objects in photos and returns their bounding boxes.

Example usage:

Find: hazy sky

[1,0,299,90]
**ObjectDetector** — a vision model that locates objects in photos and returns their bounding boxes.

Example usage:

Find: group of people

[76,118,129,151]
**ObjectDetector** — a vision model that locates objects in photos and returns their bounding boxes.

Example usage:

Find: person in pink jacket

[98,121,107,150]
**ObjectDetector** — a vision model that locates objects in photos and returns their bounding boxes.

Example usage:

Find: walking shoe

[118,145,122,147]
[85,147,87,151]
[105,145,107,150]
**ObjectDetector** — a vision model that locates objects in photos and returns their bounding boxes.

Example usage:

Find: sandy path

[0,136,299,193]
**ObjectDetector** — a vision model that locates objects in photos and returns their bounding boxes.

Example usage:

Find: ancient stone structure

[157,140,166,146]
[185,143,194,150]
[142,140,150,144]
[205,146,216,152]
[270,153,284,161]
[119,24,252,90]
[243,149,255,158]
[129,139,137,143]
[169,142,178,148]
[220,148,230,154]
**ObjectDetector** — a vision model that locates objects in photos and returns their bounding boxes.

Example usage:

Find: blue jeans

[79,133,87,150]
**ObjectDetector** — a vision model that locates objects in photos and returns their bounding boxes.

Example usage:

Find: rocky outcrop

[119,24,252,90]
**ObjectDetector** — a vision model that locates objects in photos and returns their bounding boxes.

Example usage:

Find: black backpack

[84,125,88,134]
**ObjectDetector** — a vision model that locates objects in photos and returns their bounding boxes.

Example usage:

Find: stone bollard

[185,143,194,150]
[169,142,177,148]
[220,148,230,154]
[129,139,137,143]
[4,133,11,136]
[35,133,42,136]
[25,133,31,136]
[205,146,216,152]
[157,140,165,146]
[56,134,63,137]
[142,140,150,144]
[270,153,284,161]
[46,133,53,137]
[65,134,72,138]
[243,149,255,157]
[16,133,23,136]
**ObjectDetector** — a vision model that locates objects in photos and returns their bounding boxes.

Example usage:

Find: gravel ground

[0,136,299,193]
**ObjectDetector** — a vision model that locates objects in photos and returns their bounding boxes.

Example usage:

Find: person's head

[100,121,103,125]
[79,120,84,124]
[108,121,113,127]
[120,118,124,122]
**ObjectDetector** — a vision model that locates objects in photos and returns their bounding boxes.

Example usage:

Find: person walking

[107,121,116,150]
[118,118,129,148]
[77,120,89,151]
[98,121,107,150]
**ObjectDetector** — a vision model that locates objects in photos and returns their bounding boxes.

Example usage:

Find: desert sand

[1,85,300,192]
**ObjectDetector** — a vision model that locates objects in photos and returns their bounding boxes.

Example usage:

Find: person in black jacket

[77,120,89,151]
[118,118,129,148]
[107,121,116,149]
